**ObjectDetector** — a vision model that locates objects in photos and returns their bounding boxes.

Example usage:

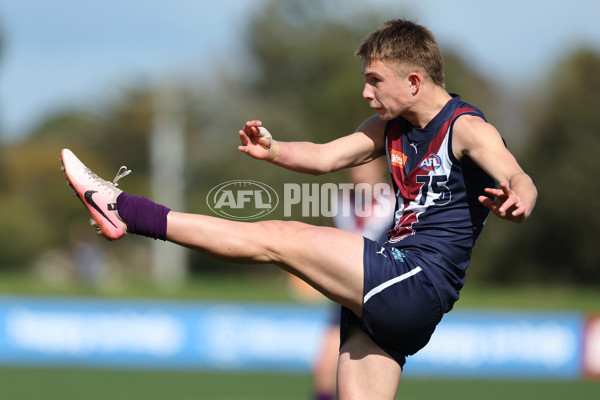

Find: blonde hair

[356,19,445,87]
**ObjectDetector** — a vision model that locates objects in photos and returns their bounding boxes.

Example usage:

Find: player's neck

[404,87,452,129]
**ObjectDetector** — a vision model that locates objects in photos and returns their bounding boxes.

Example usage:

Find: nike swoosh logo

[84,190,117,228]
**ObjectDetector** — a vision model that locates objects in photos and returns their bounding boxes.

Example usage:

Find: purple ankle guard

[116,192,170,240]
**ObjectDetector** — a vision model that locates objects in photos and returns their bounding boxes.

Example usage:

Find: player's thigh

[263,221,365,316]
[337,326,401,400]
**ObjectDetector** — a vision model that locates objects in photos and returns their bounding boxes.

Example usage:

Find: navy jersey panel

[340,238,443,368]
[384,94,495,313]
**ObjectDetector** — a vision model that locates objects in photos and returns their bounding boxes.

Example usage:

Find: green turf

[398,377,600,400]
[0,367,312,400]
[456,283,600,312]
[0,270,295,302]
[1,367,598,400]
[1,269,599,312]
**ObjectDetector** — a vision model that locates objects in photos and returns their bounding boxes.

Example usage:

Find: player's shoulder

[355,114,388,152]
[453,113,499,140]
[357,114,387,135]
[452,113,505,161]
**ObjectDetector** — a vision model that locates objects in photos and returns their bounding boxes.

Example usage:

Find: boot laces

[112,166,131,187]
[84,166,131,191]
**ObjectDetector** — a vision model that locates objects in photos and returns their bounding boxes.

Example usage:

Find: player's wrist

[266,140,279,163]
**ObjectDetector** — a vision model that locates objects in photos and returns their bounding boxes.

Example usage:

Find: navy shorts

[340,237,443,368]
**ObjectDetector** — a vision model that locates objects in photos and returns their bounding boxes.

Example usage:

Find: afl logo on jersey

[419,153,442,171]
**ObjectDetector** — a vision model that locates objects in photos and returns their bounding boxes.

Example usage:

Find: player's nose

[362,83,374,101]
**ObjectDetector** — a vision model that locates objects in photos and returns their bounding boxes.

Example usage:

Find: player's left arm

[452,115,538,223]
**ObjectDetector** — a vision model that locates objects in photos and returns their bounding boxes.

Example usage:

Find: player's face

[361,59,413,120]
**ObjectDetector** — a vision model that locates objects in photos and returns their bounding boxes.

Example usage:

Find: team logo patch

[419,153,442,171]
[389,148,407,168]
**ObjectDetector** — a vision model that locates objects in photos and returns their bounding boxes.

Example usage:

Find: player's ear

[408,72,421,95]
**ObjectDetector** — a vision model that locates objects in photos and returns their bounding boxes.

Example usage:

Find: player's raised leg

[60,148,364,314]
[166,212,365,315]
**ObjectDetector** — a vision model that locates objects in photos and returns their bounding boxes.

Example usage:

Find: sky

[1,0,599,141]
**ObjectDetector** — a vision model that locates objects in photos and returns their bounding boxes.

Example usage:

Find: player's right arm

[237,116,387,175]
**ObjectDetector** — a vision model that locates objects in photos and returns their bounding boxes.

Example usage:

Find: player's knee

[254,219,306,237]
[251,220,307,262]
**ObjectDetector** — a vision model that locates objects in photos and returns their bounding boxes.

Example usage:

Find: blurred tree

[475,48,600,284]
[0,89,154,270]
[243,0,381,143]
[0,80,218,276]
[0,112,98,267]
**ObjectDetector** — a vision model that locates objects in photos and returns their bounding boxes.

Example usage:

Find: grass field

[0,271,599,399]
[1,367,599,400]
[1,269,599,312]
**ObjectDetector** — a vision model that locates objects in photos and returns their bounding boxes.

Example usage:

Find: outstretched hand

[478,182,528,223]
[238,120,272,160]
